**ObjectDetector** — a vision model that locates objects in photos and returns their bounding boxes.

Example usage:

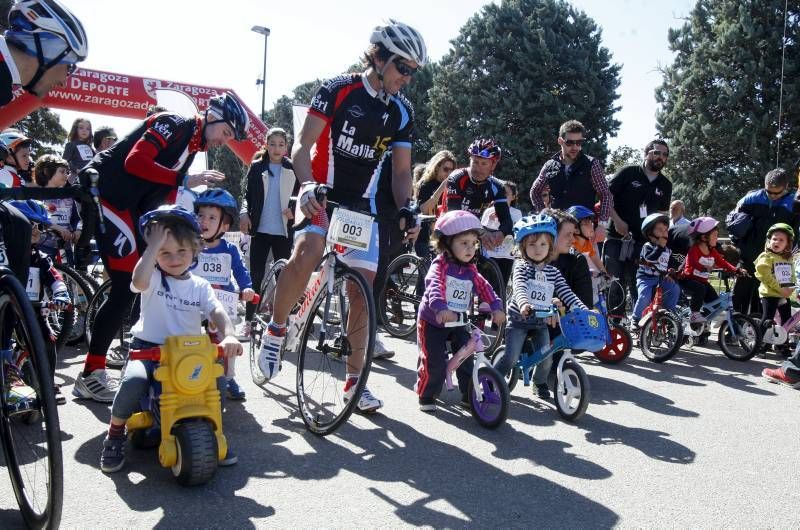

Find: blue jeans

[632,274,680,321]
[497,320,551,386]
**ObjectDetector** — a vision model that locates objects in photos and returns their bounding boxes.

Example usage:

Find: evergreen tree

[402,63,438,164]
[14,109,67,156]
[656,0,799,220]
[606,145,641,177]
[428,0,620,198]
[207,146,246,204]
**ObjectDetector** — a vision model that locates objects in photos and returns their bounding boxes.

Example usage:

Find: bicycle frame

[443,319,495,403]
[681,275,744,339]
[284,250,337,353]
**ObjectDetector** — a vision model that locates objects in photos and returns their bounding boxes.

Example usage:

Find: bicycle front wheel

[377,253,425,339]
[718,313,760,361]
[296,263,375,436]
[0,271,63,529]
[54,264,95,347]
[639,310,683,363]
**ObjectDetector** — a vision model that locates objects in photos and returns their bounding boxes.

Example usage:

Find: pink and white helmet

[434,210,483,236]
[688,216,719,235]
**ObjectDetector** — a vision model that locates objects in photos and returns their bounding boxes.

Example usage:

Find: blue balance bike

[492,308,607,421]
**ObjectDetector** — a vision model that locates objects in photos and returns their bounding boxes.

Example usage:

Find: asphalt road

[1,332,799,528]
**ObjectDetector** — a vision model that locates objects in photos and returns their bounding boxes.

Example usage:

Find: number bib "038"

[446,276,472,312]
[327,208,373,250]
[195,253,232,285]
[527,274,554,311]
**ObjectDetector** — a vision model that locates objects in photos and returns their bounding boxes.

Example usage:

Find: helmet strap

[202,215,226,243]
[21,35,70,94]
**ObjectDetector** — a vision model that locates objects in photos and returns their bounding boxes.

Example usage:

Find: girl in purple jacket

[416,210,505,412]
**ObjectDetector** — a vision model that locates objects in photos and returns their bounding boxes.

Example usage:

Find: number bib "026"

[327,208,373,250]
[195,253,232,285]
[446,276,472,312]
[526,274,554,311]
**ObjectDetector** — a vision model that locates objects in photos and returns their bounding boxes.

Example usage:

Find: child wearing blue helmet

[494,213,588,400]
[99,205,243,473]
[631,213,680,329]
[193,188,255,400]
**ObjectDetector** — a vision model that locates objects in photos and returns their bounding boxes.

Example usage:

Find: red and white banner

[0,67,268,163]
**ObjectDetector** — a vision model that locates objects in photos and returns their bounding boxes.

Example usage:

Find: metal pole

[261,33,268,120]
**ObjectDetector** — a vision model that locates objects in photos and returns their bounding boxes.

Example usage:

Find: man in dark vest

[529,119,613,239]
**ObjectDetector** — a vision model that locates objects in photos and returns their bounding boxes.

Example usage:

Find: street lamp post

[251,25,270,120]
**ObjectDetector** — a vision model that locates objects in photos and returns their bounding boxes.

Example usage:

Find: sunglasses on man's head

[563,139,584,147]
[393,59,418,77]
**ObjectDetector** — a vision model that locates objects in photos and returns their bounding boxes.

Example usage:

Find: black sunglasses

[563,139,584,147]
[393,59,418,77]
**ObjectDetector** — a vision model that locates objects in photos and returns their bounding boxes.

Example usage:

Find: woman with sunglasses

[415,150,457,257]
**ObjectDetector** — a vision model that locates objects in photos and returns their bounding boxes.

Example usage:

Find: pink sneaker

[762,367,800,388]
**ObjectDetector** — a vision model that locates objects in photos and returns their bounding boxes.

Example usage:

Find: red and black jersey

[308,73,414,205]
[84,112,201,214]
[445,169,513,235]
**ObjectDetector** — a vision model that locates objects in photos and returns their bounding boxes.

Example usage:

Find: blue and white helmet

[6,0,88,63]
[138,205,200,237]
[513,213,558,244]
[207,92,249,141]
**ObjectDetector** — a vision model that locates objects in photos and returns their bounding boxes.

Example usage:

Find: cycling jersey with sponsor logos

[445,169,506,217]
[0,38,19,107]
[87,112,199,212]
[308,73,414,206]
[82,112,202,273]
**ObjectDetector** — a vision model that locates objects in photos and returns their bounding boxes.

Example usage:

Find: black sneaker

[100,436,126,473]
[536,383,551,400]
[459,392,472,408]
[54,385,66,406]
[418,398,437,412]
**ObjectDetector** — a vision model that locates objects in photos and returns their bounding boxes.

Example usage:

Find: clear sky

[54,0,696,156]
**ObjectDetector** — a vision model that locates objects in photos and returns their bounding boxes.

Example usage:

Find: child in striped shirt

[494,213,588,400]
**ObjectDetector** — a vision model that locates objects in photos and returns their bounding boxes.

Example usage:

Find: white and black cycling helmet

[370,19,428,67]
[5,0,88,93]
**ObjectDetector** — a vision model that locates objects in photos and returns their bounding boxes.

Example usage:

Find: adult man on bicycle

[0,0,88,108]
[74,93,249,402]
[258,19,426,413]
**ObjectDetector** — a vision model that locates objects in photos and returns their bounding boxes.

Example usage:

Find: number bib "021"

[446,276,472,312]
[327,208,373,250]
[195,253,232,285]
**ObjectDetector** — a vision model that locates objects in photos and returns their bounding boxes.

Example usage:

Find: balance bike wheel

[594,324,632,364]
[171,421,218,486]
[552,359,590,422]
[468,366,509,429]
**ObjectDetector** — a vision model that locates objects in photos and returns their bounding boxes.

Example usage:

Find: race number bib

[26,267,41,301]
[213,288,239,321]
[527,273,554,311]
[76,143,94,160]
[49,202,72,226]
[327,208,373,250]
[445,276,472,312]
[195,253,232,285]
[774,263,793,286]
[657,249,671,270]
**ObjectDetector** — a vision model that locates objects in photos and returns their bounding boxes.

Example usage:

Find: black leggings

[87,269,136,362]
[679,278,718,312]
[760,297,791,329]
[245,232,291,320]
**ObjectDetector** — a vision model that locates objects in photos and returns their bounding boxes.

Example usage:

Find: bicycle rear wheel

[377,253,425,339]
[249,259,287,387]
[472,256,506,354]
[296,263,375,435]
[84,280,136,368]
[0,270,63,529]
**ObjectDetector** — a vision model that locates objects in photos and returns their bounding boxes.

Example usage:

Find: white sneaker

[257,333,284,381]
[344,378,383,413]
[689,312,706,324]
[373,336,395,360]
[238,321,252,341]
[72,369,119,403]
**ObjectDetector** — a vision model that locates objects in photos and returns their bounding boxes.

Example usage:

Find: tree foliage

[402,63,437,163]
[606,145,641,177]
[13,108,67,156]
[428,0,621,199]
[656,0,800,220]
[207,146,246,203]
